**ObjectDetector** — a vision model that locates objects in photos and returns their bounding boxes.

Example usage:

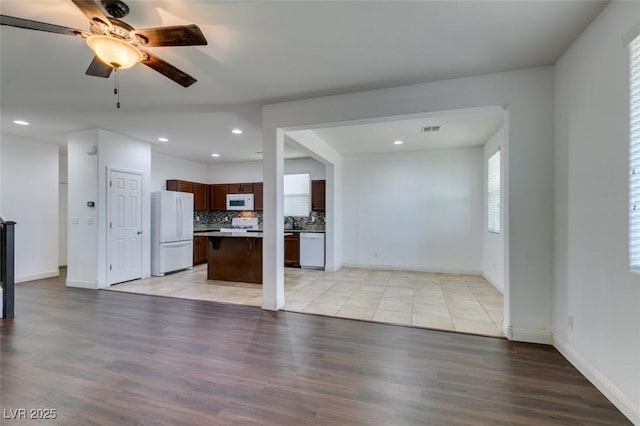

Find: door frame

[106,167,144,285]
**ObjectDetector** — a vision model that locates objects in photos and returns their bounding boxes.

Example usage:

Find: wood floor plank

[0,275,632,425]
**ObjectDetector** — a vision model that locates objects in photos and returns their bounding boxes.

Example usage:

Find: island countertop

[195,231,293,238]
[197,231,264,238]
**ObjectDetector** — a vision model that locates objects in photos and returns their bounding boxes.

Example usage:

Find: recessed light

[231,128,243,134]
[393,140,403,145]
[157,137,169,142]
[211,153,220,157]
[13,120,29,126]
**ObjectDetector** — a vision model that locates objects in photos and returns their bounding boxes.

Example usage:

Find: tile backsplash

[194,210,325,229]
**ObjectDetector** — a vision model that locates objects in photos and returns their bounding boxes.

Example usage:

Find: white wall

[554,2,640,423]
[264,66,554,344]
[285,130,342,273]
[342,147,483,273]
[151,151,209,192]
[483,126,506,291]
[67,131,99,288]
[67,129,152,288]
[97,129,151,287]
[0,133,59,282]
[58,153,68,266]
[207,157,326,184]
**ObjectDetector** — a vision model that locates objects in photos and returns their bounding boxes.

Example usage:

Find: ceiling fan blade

[140,50,197,87]
[70,0,110,26]
[86,56,113,78]
[0,14,89,37]
[133,25,207,47]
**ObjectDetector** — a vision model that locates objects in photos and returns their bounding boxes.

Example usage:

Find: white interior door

[109,170,142,284]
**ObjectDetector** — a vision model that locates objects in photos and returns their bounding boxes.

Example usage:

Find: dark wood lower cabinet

[193,236,208,265]
[284,233,300,267]
[207,236,262,284]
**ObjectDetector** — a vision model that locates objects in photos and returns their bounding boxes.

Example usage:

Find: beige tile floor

[104,265,504,337]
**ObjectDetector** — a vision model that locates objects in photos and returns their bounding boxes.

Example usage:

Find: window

[284,173,310,217]
[630,35,640,269]
[488,149,501,234]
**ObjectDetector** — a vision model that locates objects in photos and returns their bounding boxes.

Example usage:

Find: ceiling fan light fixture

[86,35,142,69]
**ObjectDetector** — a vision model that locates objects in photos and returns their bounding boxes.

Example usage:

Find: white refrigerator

[151,191,194,276]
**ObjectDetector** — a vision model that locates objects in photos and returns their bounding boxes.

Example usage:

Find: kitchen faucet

[285,216,297,229]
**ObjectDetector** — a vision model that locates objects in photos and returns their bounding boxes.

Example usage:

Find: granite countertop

[196,231,265,238]
[194,225,325,233]
[196,231,294,238]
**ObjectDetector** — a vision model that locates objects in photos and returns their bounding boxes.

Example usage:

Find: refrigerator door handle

[176,196,181,240]
[179,196,183,239]
[161,240,191,248]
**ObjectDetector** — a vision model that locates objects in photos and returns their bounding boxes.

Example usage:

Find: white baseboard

[503,324,553,345]
[262,295,284,311]
[554,338,639,425]
[15,269,59,283]
[481,271,504,294]
[325,262,344,273]
[66,279,97,289]
[342,262,481,276]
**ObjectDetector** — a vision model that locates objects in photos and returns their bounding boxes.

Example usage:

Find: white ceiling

[0,0,607,163]
[311,106,505,155]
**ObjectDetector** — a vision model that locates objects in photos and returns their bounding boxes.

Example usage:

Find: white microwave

[226,193,254,211]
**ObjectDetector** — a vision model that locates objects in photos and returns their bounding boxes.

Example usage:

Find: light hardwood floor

[105,265,504,337]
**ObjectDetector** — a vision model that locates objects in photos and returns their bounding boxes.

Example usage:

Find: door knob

[137,231,142,235]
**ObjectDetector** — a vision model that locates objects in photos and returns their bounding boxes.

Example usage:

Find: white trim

[342,262,481,276]
[262,295,284,311]
[554,338,639,425]
[106,167,144,286]
[481,272,504,294]
[66,279,97,289]
[622,19,640,47]
[15,269,59,283]
[502,322,512,339]
[324,262,343,273]
[503,324,552,344]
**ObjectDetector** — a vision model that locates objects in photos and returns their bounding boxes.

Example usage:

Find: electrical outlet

[568,314,574,329]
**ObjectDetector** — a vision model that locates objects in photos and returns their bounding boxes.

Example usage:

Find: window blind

[488,150,501,234]
[284,173,310,217]
[629,35,640,269]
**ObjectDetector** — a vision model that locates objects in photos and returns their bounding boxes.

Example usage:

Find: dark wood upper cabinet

[192,182,208,211]
[311,180,326,211]
[210,184,229,211]
[167,179,193,193]
[253,182,263,211]
[228,183,254,194]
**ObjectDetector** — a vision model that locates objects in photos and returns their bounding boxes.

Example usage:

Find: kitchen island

[197,231,264,284]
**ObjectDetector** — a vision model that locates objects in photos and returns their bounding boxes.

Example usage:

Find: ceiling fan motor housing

[102,0,130,19]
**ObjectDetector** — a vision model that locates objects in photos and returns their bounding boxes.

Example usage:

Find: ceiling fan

[0,0,207,87]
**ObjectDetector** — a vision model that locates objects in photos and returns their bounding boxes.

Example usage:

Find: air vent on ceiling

[421,125,440,133]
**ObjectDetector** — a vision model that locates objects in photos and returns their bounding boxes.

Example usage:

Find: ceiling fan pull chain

[114,68,121,109]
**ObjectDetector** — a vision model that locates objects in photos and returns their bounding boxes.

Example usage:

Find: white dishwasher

[300,232,325,269]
